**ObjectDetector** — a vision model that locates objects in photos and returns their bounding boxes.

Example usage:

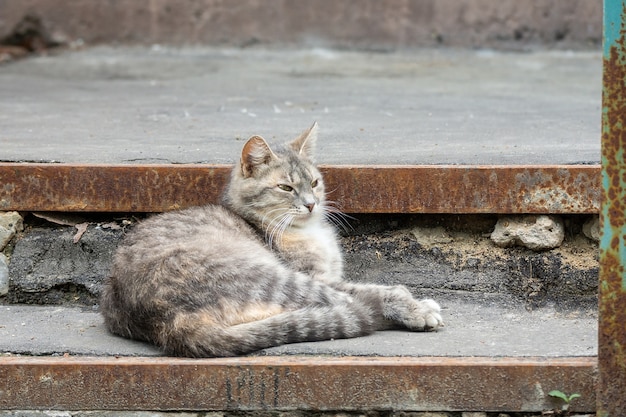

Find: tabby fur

[100,123,442,357]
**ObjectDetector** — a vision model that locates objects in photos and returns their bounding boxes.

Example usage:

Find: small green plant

[548,390,581,415]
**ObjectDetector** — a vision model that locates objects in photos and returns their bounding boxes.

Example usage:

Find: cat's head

[224,122,328,233]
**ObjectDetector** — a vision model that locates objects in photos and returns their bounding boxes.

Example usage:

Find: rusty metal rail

[0,356,596,413]
[599,0,626,416]
[0,163,600,214]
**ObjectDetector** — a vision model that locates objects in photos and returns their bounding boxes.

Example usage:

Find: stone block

[490,215,564,251]
[8,225,123,302]
[582,215,600,242]
[0,211,23,251]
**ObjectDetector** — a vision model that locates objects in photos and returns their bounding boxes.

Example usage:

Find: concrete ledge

[0,0,602,49]
[0,302,598,358]
[0,300,598,412]
[0,47,601,166]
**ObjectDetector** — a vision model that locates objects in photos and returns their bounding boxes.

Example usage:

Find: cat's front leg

[381,286,443,331]
[333,283,443,331]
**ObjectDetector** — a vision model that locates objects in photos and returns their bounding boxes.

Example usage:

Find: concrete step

[0,302,598,412]
[0,300,598,358]
[0,46,602,214]
[0,214,600,413]
[0,46,601,414]
[0,46,600,167]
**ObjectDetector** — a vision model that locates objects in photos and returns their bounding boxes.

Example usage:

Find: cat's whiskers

[261,207,289,230]
[320,201,354,233]
[273,213,296,248]
[262,209,287,247]
[264,209,297,248]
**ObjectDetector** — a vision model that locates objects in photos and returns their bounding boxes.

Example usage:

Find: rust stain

[298,165,598,214]
[0,163,599,214]
[0,356,597,412]
[0,164,231,213]
[598,1,626,416]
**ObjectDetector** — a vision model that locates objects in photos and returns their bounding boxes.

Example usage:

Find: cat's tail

[158,300,381,357]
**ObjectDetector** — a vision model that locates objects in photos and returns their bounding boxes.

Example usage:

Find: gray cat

[100,123,442,357]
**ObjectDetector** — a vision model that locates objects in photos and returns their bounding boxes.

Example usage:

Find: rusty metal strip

[0,356,596,412]
[322,165,600,214]
[0,163,600,214]
[0,163,231,213]
[599,1,626,416]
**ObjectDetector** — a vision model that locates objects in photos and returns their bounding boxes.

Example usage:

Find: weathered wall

[0,0,602,49]
[4,213,599,311]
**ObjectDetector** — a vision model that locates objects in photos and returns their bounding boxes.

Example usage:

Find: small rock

[0,211,24,251]
[0,253,8,295]
[582,216,600,242]
[491,215,564,251]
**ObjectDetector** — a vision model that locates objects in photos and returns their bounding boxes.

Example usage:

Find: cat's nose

[305,203,315,213]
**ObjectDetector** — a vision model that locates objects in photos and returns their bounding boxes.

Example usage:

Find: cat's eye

[277,184,294,192]
[311,179,319,188]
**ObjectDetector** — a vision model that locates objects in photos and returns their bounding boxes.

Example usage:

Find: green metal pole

[599,0,626,416]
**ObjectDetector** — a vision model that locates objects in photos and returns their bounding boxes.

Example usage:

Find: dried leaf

[73,222,89,243]
[33,212,88,227]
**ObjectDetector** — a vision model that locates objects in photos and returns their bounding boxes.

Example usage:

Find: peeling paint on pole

[599,1,626,416]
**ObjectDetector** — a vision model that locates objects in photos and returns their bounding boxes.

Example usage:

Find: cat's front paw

[405,298,443,331]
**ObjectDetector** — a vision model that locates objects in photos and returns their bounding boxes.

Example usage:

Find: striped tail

[160,301,382,357]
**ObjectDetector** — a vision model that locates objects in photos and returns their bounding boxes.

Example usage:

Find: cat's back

[114,204,263,270]
[130,204,254,240]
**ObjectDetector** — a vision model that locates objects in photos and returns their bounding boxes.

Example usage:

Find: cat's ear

[290,122,318,159]
[241,135,277,177]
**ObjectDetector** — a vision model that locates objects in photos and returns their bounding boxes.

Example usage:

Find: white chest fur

[280,221,343,282]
